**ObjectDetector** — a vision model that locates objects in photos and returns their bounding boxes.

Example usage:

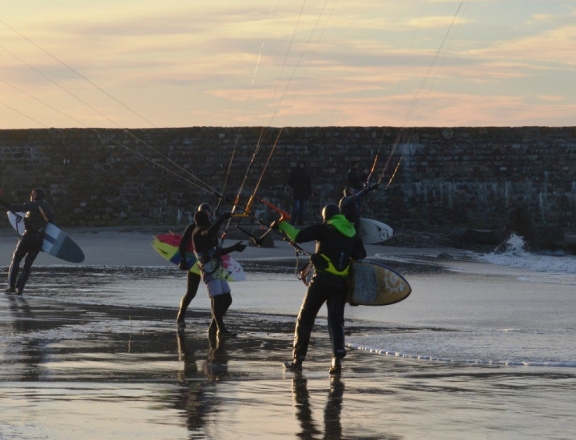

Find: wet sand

[1,227,576,439]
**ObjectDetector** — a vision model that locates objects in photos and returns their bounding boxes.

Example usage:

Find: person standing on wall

[0,188,54,295]
[287,160,313,225]
[176,203,215,330]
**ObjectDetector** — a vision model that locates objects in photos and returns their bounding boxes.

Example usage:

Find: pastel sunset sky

[1,1,575,129]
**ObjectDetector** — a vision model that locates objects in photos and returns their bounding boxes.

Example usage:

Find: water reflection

[204,333,229,381]
[175,331,232,437]
[5,295,42,381]
[175,331,213,437]
[291,376,344,439]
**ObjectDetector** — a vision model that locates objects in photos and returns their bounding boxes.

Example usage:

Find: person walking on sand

[287,160,313,225]
[192,210,246,339]
[176,203,214,329]
[0,188,54,295]
[273,204,366,375]
[346,161,369,191]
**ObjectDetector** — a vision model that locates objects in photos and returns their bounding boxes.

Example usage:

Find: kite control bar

[260,199,291,222]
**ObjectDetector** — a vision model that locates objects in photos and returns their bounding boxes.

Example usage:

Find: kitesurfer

[192,210,246,339]
[287,160,313,225]
[273,204,366,375]
[176,203,214,329]
[338,184,379,228]
[0,188,54,295]
[346,161,369,191]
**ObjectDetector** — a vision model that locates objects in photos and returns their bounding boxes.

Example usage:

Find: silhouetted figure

[287,160,313,225]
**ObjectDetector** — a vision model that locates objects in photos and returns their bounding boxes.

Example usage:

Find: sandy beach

[1,226,575,439]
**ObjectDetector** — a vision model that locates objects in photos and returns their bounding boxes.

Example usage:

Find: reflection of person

[291,376,321,437]
[287,160,313,225]
[0,188,54,295]
[291,375,345,439]
[175,331,211,435]
[192,210,246,338]
[177,331,198,379]
[324,377,345,439]
[6,295,43,380]
[338,184,379,228]
[346,161,369,191]
[176,203,214,329]
[204,334,229,381]
[275,204,366,375]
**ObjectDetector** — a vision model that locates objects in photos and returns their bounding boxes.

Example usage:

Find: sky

[1,0,575,129]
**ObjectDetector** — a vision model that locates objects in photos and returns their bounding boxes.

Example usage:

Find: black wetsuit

[285,218,366,361]
[339,185,377,228]
[2,199,54,294]
[346,168,368,191]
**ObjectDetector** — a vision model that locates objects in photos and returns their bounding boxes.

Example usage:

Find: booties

[329,356,342,376]
[283,359,303,372]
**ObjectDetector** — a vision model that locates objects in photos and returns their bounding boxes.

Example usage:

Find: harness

[195,247,222,276]
[311,252,350,277]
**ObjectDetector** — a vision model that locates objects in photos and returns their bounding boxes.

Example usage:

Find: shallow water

[2,247,576,439]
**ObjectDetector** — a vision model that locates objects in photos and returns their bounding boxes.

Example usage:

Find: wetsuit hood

[33,188,45,200]
[194,210,211,227]
[327,214,356,237]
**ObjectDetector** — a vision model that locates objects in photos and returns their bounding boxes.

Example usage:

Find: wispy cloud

[1,1,575,128]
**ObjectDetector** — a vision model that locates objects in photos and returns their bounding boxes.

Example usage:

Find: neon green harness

[317,253,349,277]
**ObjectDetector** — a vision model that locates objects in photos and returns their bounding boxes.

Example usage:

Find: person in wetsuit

[274,204,366,375]
[338,183,379,228]
[0,188,54,295]
[192,210,246,339]
[346,161,369,191]
[176,203,214,329]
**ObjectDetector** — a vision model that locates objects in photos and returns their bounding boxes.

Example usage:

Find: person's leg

[326,283,348,375]
[210,296,225,331]
[202,261,222,333]
[292,278,328,361]
[326,288,348,357]
[7,240,26,293]
[285,279,327,372]
[298,200,307,224]
[211,293,231,333]
[292,199,302,223]
[176,272,201,327]
[14,236,42,295]
[215,292,233,337]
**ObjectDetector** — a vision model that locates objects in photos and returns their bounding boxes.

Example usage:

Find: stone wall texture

[1,126,575,229]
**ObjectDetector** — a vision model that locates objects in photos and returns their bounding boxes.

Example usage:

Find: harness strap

[38,205,50,223]
[318,253,349,277]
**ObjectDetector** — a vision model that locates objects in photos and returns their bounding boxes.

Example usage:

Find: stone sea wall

[1,126,575,230]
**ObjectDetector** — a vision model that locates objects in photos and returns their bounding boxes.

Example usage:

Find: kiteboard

[151,232,245,281]
[357,218,393,244]
[7,211,85,263]
[348,259,411,306]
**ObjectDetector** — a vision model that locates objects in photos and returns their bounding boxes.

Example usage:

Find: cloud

[2,1,576,128]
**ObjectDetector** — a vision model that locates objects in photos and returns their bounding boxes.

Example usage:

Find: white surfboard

[7,211,85,263]
[358,218,393,244]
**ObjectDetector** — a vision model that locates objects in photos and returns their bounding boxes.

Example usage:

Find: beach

[1,226,576,439]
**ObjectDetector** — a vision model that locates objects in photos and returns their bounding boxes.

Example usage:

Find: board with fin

[151,232,245,281]
[7,211,85,263]
[348,259,411,306]
[357,218,393,244]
